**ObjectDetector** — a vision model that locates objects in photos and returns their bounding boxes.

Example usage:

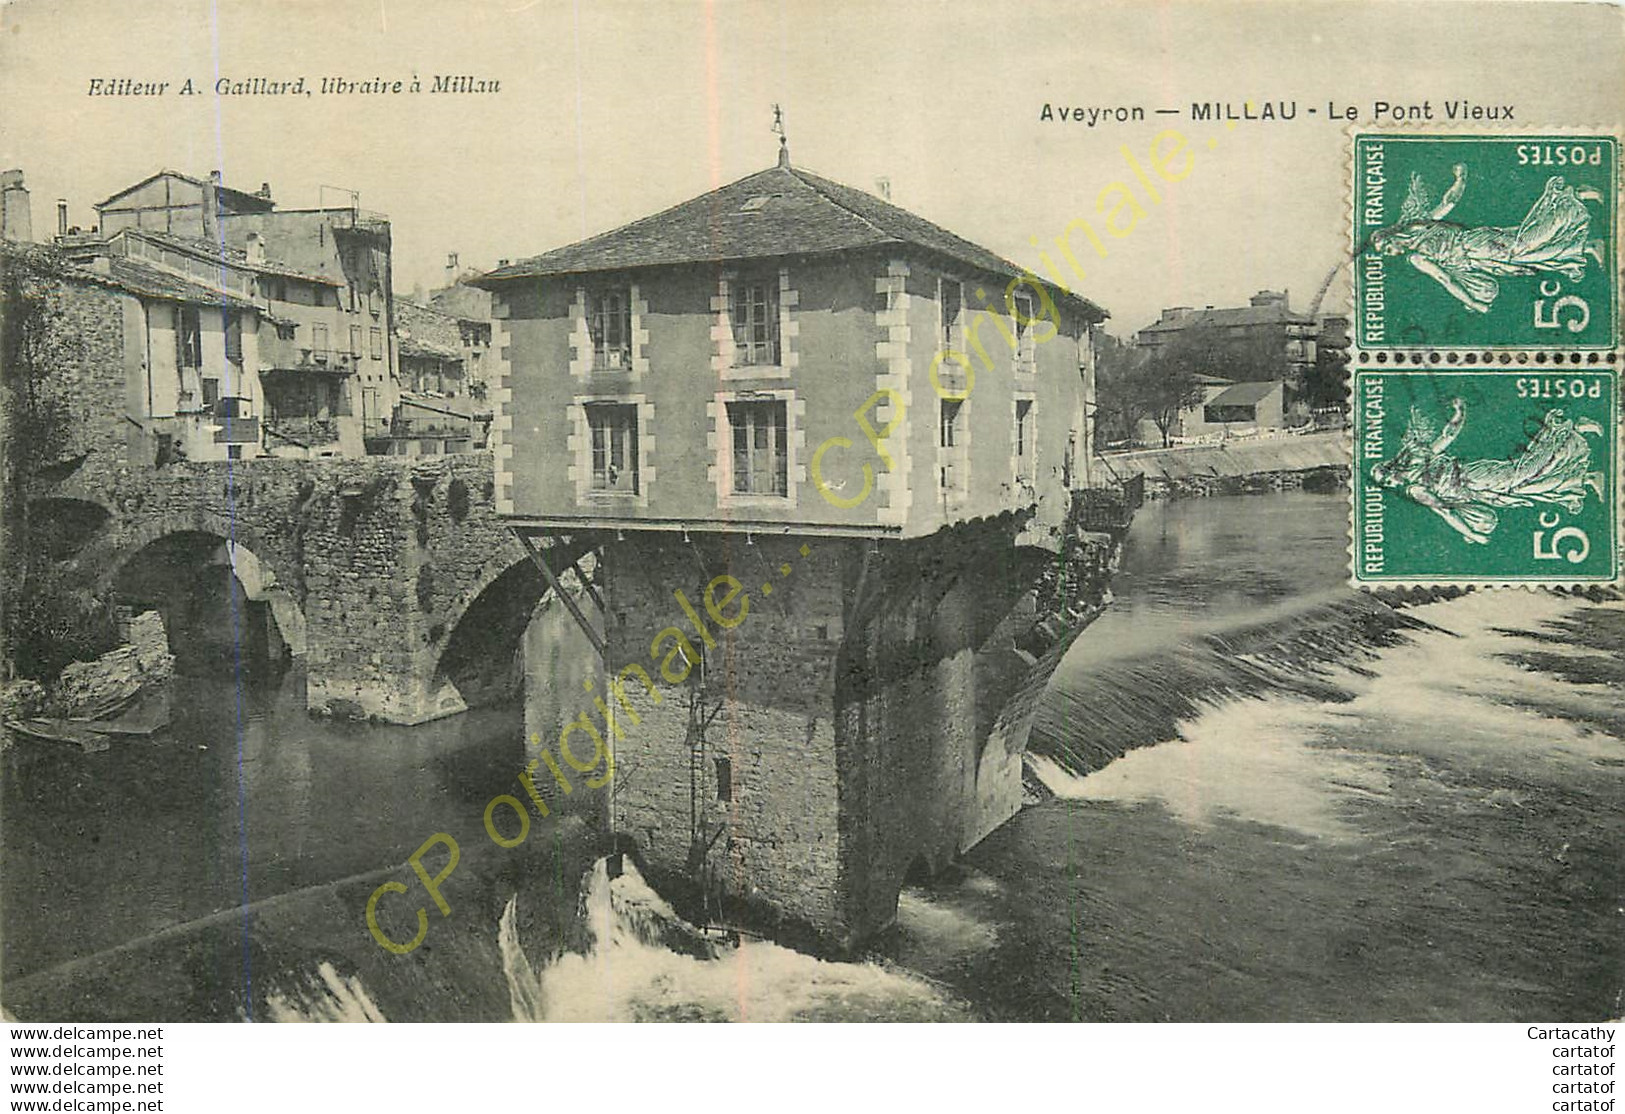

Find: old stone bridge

[43,449,581,724]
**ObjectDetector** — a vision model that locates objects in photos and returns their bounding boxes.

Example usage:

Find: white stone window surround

[489,292,514,515]
[937,393,971,507]
[1011,389,1038,494]
[706,387,807,509]
[712,266,798,380]
[566,392,655,508]
[569,281,650,379]
[873,260,913,527]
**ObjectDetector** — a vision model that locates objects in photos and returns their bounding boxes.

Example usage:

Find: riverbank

[1102,430,1348,498]
[5,492,1617,1022]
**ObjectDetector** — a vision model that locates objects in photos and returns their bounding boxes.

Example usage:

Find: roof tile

[475,163,1105,319]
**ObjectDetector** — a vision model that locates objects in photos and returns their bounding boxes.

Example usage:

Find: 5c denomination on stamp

[1354,133,1618,350]
[1353,369,1619,586]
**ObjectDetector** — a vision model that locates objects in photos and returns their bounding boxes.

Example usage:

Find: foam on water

[1030,696,1390,841]
[500,857,967,1022]
[264,961,388,1022]
[1031,593,1623,840]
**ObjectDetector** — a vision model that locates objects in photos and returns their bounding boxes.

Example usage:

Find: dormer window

[588,288,632,370]
[730,278,780,366]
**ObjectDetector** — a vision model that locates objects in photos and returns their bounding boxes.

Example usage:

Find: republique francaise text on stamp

[1353,132,1619,350]
[1352,368,1619,586]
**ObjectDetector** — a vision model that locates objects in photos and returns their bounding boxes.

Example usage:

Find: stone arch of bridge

[92,511,307,658]
[430,537,598,708]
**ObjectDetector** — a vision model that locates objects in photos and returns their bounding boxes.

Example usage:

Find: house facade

[94,169,274,239]
[477,152,1109,943]
[1136,290,1317,391]
[393,298,484,454]
[94,171,401,455]
[10,235,269,469]
[479,156,1102,540]
[1137,375,1288,445]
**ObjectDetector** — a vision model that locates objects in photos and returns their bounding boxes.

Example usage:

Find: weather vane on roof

[772,104,789,166]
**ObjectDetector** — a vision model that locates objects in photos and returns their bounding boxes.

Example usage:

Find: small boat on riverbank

[2,611,175,754]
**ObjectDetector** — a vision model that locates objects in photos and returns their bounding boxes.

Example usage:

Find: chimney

[1160,306,1193,322]
[874,177,891,202]
[202,170,221,240]
[257,181,272,200]
[446,251,460,284]
[245,231,266,264]
[56,199,68,239]
[1,170,31,242]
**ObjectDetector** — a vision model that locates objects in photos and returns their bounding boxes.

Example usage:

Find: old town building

[476,147,1111,944]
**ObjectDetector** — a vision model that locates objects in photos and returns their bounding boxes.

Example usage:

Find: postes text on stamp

[1353,369,1618,585]
[1354,133,1618,350]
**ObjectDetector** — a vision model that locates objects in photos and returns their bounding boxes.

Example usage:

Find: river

[4,491,1620,1021]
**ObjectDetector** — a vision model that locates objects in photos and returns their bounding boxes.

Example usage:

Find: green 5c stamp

[1354,134,1618,349]
[1353,369,1619,585]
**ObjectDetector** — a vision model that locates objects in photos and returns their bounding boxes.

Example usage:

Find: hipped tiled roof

[1206,380,1280,408]
[475,162,1105,320]
[1140,304,1311,335]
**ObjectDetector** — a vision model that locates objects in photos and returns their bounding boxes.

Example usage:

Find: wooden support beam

[512,527,606,659]
[571,555,606,614]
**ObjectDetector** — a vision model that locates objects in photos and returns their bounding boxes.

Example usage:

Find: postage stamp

[1352,368,1619,586]
[1353,133,1619,350]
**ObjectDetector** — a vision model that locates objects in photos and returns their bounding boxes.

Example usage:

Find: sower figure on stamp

[1368,166,1606,314]
[1371,398,1606,544]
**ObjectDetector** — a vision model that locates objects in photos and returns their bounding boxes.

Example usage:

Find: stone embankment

[1100,430,1349,498]
[2,611,174,751]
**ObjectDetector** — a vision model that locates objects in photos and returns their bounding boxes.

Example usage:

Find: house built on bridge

[476,144,1117,945]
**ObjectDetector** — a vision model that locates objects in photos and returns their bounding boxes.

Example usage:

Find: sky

[1,0,1620,336]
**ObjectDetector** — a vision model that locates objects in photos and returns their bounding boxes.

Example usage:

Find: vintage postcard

[1,1,1623,1104]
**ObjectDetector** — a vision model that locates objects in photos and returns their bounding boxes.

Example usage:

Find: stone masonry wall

[833,520,1039,939]
[602,532,846,932]
[603,511,1125,948]
[49,450,518,724]
[4,253,136,490]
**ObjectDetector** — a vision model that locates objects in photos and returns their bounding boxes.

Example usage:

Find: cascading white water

[264,960,388,1022]
[499,856,968,1022]
[1030,591,1622,839]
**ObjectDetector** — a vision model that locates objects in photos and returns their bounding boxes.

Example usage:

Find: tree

[1139,347,1208,448]
[1303,318,1351,414]
[1092,333,1149,449]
